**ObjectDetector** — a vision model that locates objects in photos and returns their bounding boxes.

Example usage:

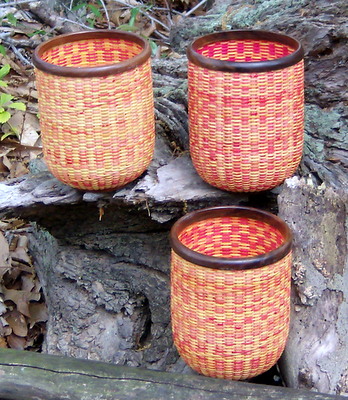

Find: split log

[0,348,344,400]
[278,177,348,395]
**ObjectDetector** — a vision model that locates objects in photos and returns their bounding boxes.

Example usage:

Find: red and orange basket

[187,30,304,192]
[170,206,292,380]
[33,30,155,191]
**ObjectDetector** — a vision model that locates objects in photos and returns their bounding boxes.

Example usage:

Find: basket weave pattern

[41,38,142,67]
[171,216,291,380]
[196,40,293,62]
[35,37,154,191]
[188,39,304,192]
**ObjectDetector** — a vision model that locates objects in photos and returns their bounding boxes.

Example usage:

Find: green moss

[303,104,348,162]
[225,0,308,29]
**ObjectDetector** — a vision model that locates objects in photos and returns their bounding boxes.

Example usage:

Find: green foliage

[0,64,10,88]
[149,39,158,56]
[0,13,18,28]
[0,45,6,57]
[27,30,47,38]
[71,1,103,27]
[0,67,26,140]
[6,13,17,27]
[118,7,139,31]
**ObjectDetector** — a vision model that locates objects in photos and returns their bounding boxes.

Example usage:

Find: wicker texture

[188,39,304,192]
[171,216,291,380]
[35,36,154,191]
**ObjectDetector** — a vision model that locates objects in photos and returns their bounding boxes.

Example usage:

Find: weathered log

[0,0,346,393]
[0,348,344,400]
[278,177,348,395]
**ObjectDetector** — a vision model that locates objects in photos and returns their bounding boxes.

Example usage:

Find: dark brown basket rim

[187,30,304,73]
[33,30,151,77]
[170,206,292,270]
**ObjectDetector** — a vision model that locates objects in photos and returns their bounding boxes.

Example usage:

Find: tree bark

[278,178,348,395]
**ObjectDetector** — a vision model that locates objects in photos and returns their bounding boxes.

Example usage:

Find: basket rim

[187,29,304,73]
[33,30,151,77]
[170,206,292,270]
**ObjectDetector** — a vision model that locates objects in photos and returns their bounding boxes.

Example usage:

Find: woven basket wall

[187,30,304,192]
[33,31,155,191]
[170,207,292,380]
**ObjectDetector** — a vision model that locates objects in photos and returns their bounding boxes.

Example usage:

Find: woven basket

[187,30,304,192]
[33,30,155,191]
[170,206,292,380]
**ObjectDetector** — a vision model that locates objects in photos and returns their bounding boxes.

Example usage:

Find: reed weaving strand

[171,216,291,380]
[35,38,155,191]
[188,39,304,192]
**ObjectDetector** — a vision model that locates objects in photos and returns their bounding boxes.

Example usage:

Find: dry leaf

[0,298,6,315]
[19,113,40,147]
[21,274,35,293]
[11,246,32,266]
[1,219,27,230]
[0,159,9,174]
[0,231,10,279]
[0,145,16,158]
[0,316,11,336]
[0,336,8,348]
[2,264,25,287]
[4,310,28,337]
[1,155,12,171]
[28,302,48,328]
[3,288,40,317]
[141,21,156,38]
[33,276,42,293]
[7,333,26,350]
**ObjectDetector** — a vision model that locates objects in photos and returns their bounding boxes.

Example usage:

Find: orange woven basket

[187,30,304,192]
[33,30,155,191]
[170,206,292,380]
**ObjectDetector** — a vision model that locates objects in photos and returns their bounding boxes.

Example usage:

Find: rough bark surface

[278,178,348,395]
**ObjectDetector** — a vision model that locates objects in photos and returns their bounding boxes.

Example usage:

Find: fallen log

[0,348,344,400]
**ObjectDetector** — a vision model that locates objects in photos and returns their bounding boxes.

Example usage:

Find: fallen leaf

[3,288,40,317]
[11,246,32,266]
[0,218,27,231]
[0,316,12,336]
[0,145,16,158]
[18,113,40,147]
[0,298,6,315]
[0,231,10,279]
[2,264,26,287]
[0,336,7,348]
[2,155,13,172]
[21,274,35,293]
[28,302,48,328]
[4,309,28,337]
[7,333,26,350]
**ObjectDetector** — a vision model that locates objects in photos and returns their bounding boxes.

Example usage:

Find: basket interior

[196,39,294,62]
[40,38,143,68]
[178,216,284,258]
